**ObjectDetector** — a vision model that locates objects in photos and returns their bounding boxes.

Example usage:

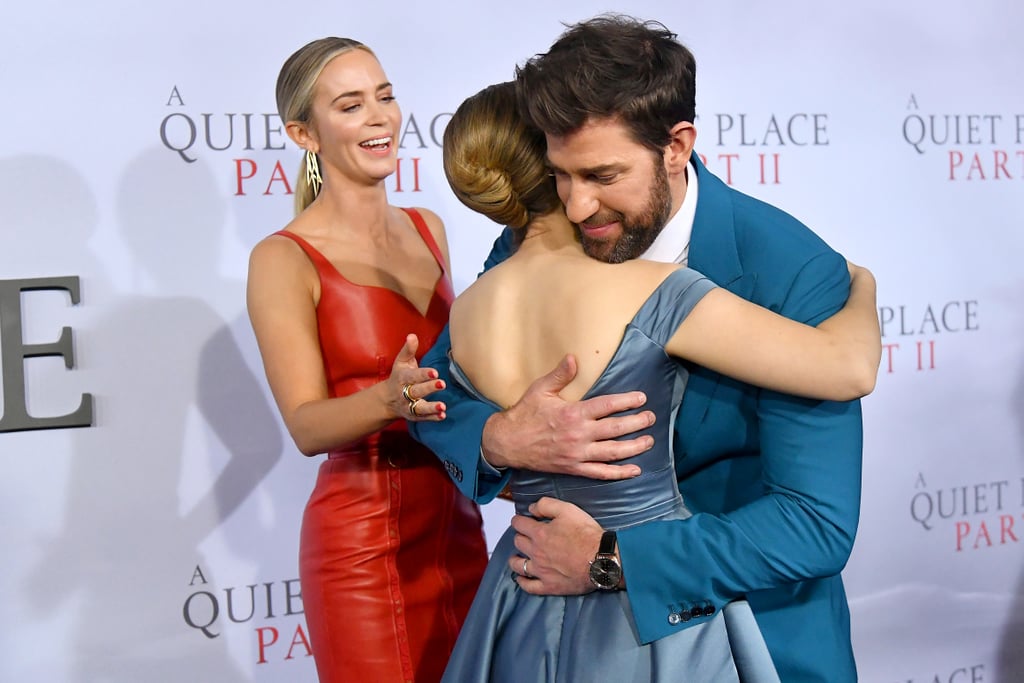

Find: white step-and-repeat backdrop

[2,1,1021,681]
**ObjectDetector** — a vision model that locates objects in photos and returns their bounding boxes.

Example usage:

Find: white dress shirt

[639,161,698,266]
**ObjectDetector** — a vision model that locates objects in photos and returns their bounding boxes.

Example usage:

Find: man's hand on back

[481,354,654,478]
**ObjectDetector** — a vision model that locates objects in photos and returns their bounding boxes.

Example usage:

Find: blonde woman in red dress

[246,37,488,683]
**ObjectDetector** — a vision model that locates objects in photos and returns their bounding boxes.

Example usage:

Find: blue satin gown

[442,268,781,683]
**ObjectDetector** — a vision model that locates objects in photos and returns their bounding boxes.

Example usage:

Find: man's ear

[664,121,696,174]
[286,120,318,153]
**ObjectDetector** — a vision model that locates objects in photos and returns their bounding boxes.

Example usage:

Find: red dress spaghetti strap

[274,207,488,683]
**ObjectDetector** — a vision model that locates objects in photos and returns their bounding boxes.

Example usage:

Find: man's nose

[562,182,599,224]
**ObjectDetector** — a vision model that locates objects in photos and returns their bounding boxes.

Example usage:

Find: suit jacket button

[443,461,463,482]
[668,612,681,625]
[703,605,716,617]
[690,606,703,620]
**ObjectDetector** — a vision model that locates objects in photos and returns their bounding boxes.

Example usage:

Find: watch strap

[597,529,617,556]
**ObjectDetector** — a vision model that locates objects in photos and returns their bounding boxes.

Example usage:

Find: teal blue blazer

[411,154,861,682]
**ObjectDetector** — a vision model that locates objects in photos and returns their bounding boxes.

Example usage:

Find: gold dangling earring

[305,149,322,196]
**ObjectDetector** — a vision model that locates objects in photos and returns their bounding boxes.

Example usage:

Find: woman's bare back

[450,247,681,408]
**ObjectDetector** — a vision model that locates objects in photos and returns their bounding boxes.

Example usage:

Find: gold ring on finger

[402,383,415,403]
[409,398,423,417]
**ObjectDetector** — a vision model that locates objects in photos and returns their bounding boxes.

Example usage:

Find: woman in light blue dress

[439,82,879,682]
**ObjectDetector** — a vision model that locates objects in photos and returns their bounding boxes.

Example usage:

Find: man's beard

[577,161,673,264]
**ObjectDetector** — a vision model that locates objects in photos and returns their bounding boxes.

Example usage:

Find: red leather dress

[275,208,488,683]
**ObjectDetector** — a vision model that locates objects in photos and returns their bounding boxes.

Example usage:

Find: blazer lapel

[688,152,743,287]
[682,153,756,426]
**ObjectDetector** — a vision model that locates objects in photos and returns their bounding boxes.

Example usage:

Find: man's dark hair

[515,14,696,152]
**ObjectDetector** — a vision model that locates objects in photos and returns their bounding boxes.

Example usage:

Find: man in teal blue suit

[412,15,862,682]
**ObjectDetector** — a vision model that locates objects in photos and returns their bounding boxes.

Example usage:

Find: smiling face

[546,117,677,264]
[305,49,401,185]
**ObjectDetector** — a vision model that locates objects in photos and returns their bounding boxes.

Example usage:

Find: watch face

[589,556,622,590]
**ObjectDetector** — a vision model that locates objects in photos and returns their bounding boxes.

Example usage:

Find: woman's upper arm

[246,238,330,423]
[666,288,865,401]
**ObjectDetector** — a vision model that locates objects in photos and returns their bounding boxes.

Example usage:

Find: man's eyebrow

[546,160,624,175]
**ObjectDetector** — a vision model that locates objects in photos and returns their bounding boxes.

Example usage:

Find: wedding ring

[408,398,423,417]
[522,557,531,578]
[401,383,415,403]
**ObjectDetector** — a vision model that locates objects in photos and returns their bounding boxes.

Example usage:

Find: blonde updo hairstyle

[276,37,375,214]
[443,82,560,240]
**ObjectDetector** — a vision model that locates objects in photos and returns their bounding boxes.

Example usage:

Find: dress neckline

[276,208,447,319]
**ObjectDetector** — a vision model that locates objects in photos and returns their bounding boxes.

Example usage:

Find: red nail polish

[435,380,444,389]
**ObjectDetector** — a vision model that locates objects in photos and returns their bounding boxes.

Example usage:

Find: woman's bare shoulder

[403,205,450,265]
[248,218,319,281]
[586,259,683,298]
[607,258,681,279]
[406,205,444,228]
[450,261,509,315]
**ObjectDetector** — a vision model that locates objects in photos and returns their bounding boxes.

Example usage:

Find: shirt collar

[639,161,698,265]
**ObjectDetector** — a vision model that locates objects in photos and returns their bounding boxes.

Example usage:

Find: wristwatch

[588,530,622,591]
